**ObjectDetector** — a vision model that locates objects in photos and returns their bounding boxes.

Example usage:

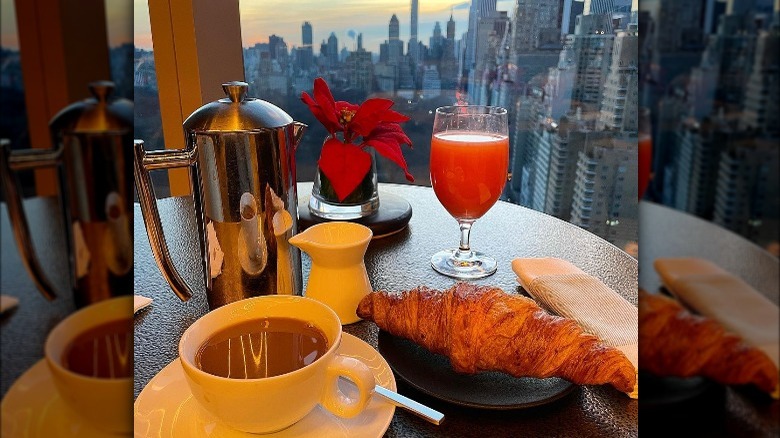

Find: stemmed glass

[429,105,509,279]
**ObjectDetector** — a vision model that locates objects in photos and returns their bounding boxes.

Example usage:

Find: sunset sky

[134,0,515,53]
[1,0,132,49]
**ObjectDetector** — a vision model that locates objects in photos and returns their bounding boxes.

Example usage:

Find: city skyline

[133,0,515,54]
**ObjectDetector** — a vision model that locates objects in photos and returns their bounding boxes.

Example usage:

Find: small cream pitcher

[289,222,373,324]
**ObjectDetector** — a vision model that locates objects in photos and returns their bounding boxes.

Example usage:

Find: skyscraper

[569,14,615,113]
[740,26,779,134]
[470,10,510,104]
[300,21,313,70]
[510,0,564,54]
[390,14,400,40]
[466,0,497,69]
[327,33,339,67]
[302,21,312,46]
[410,0,419,64]
[672,116,730,218]
[569,137,638,246]
[388,14,404,65]
[430,22,443,59]
[713,141,779,241]
[598,24,639,132]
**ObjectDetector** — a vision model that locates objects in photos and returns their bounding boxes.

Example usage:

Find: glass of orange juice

[429,105,509,279]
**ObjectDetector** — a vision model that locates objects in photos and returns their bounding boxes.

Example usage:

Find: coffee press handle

[0,139,62,300]
[133,139,195,302]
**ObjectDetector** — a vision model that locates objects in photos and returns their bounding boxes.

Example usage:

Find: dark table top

[0,199,76,397]
[134,183,639,437]
[637,201,779,436]
[638,201,779,302]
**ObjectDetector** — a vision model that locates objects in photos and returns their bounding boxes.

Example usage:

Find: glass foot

[430,249,498,279]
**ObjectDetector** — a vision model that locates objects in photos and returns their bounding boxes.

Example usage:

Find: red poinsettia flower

[301,78,413,201]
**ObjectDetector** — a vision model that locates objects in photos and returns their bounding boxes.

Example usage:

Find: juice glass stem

[455,220,474,260]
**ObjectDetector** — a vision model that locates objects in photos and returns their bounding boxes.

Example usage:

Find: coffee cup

[44,295,133,433]
[178,295,375,434]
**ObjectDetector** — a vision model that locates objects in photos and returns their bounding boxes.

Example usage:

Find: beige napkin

[0,295,19,313]
[134,295,153,314]
[512,257,638,398]
[655,257,779,398]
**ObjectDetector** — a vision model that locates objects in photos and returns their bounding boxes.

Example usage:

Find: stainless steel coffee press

[134,81,306,309]
[0,81,134,307]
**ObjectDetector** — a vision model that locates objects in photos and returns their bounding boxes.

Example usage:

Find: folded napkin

[655,257,779,397]
[0,295,19,314]
[134,295,153,314]
[512,257,638,398]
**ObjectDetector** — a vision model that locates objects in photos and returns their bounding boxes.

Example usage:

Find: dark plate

[639,372,720,409]
[377,330,577,410]
[298,191,412,239]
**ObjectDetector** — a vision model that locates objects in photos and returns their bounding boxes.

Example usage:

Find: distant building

[570,14,615,113]
[466,0,497,70]
[429,22,444,60]
[388,14,404,66]
[713,140,779,240]
[300,22,314,71]
[421,66,442,98]
[327,33,339,67]
[597,24,639,132]
[345,49,373,93]
[510,0,564,55]
[740,27,779,135]
[672,116,731,218]
[410,0,420,66]
[570,135,638,246]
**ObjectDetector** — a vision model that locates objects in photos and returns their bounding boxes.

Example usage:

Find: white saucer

[134,333,396,438]
[1,360,118,438]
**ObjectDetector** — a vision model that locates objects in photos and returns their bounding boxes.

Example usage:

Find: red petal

[368,122,412,147]
[381,109,410,123]
[313,78,340,129]
[350,98,395,136]
[318,138,373,201]
[301,92,339,134]
[366,139,414,182]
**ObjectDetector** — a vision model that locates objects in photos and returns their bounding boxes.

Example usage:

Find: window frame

[146,0,245,196]
[13,0,112,195]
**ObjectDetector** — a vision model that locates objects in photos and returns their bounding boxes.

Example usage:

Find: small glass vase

[309,143,379,220]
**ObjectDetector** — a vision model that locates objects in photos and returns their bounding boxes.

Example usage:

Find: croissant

[638,290,778,397]
[357,283,637,395]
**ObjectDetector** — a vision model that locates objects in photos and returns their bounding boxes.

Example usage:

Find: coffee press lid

[183,81,293,133]
[49,81,134,134]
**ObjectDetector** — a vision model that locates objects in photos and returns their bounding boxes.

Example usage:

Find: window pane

[641,0,779,255]
[133,0,169,198]
[0,0,34,195]
[0,0,30,151]
[236,0,638,250]
[106,0,133,100]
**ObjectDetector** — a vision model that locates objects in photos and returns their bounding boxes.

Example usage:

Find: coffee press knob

[88,80,115,103]
[222,81,249,103]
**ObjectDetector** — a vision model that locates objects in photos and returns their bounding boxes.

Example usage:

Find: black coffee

[195,317,328,379]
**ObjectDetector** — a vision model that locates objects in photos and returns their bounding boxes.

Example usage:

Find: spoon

[340,377,445,425]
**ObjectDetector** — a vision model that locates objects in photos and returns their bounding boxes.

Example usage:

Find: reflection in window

[641,0,779,255]
[231,0,639,250]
